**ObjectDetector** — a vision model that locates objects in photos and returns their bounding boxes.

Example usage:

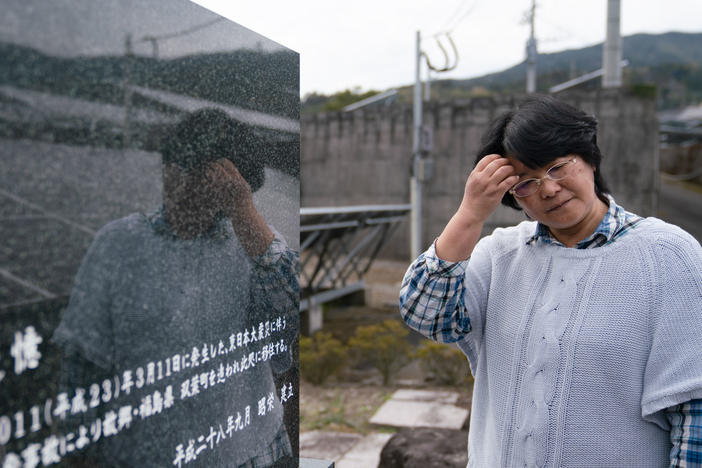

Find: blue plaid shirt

[399,196,702,467]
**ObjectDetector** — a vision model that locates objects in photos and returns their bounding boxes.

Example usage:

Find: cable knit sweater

[401,217,702,467]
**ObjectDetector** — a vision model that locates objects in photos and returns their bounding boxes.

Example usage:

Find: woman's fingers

[474,153,503,172]
[482,157,513,178]
[460,155,519,222]
[212,158,252,201]
[470,158,515,193]
[490,163,517,186]
[215,158,242,179]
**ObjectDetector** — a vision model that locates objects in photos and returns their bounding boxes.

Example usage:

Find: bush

[300,331,348,385]
[415,341,473,386]
[348,319,412,385]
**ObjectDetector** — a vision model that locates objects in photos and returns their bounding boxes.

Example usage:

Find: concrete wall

[301,90,659,261]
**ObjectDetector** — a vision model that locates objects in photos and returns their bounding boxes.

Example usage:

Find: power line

[438,0,478,35]
[446,0,478,33]
[136,17,225,58]
[440,0,471,32]
[538,12,590,44]
[138,17,224,43]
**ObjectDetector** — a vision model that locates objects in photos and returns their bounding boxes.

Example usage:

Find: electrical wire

[440,0,472,32]
[423,0,475,75]
[138,17,224,43]
[423,33,459,72]
[135,17,225,58]
[443,0,478,34]
[538,13,590,44]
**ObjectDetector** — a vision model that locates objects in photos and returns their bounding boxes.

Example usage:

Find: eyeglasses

[509,156,578,198]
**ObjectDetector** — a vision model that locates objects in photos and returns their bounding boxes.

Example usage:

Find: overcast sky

[195,1,700,97]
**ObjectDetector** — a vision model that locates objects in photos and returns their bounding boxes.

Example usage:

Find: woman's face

[507,155,607,238]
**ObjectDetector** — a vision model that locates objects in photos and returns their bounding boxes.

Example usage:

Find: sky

[196,1,700,97]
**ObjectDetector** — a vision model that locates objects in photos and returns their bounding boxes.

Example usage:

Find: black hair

[475,95,610,210]
[160,108,265,192]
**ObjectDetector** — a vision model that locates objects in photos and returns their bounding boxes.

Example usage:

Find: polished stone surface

[0,1,299,466]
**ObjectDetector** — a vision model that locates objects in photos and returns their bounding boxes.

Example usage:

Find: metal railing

[299,204,411,311]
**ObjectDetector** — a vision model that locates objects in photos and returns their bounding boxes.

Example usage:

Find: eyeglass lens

[512,159,574,197]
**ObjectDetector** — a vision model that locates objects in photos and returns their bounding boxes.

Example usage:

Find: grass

[300,381,397,435]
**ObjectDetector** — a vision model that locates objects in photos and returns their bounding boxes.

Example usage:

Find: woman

[399,96,702,467]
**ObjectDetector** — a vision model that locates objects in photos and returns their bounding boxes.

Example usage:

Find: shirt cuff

[424,239,469,277]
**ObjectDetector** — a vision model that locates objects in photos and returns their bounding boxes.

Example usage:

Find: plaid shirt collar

[526,194,642,249]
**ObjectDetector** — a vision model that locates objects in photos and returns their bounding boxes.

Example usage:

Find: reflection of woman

[54,109,298,467]
[400,97,702,466]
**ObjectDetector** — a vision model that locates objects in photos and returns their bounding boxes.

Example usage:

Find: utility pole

[424,68,431,102]
[409,30,457,258]
[411,30,423,258]
[525,0,537,93]
[602,0,622,88]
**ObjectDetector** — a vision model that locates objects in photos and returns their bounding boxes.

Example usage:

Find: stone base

[369,389,469,430]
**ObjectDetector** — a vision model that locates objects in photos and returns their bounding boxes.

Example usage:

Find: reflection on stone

[51,109,298,466]
[0,1,299,466]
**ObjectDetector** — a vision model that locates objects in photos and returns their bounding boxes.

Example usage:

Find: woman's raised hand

[434,154,518,261]
[458,154,519,225]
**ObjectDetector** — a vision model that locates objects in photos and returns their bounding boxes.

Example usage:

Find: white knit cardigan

[448,218,702,467]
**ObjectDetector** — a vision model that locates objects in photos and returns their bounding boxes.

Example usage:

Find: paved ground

[369,389,469,430]
[301,431,393,468]
[300,389,468,468]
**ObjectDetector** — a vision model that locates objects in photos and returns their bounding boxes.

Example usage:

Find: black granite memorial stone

[0,1,300,466]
